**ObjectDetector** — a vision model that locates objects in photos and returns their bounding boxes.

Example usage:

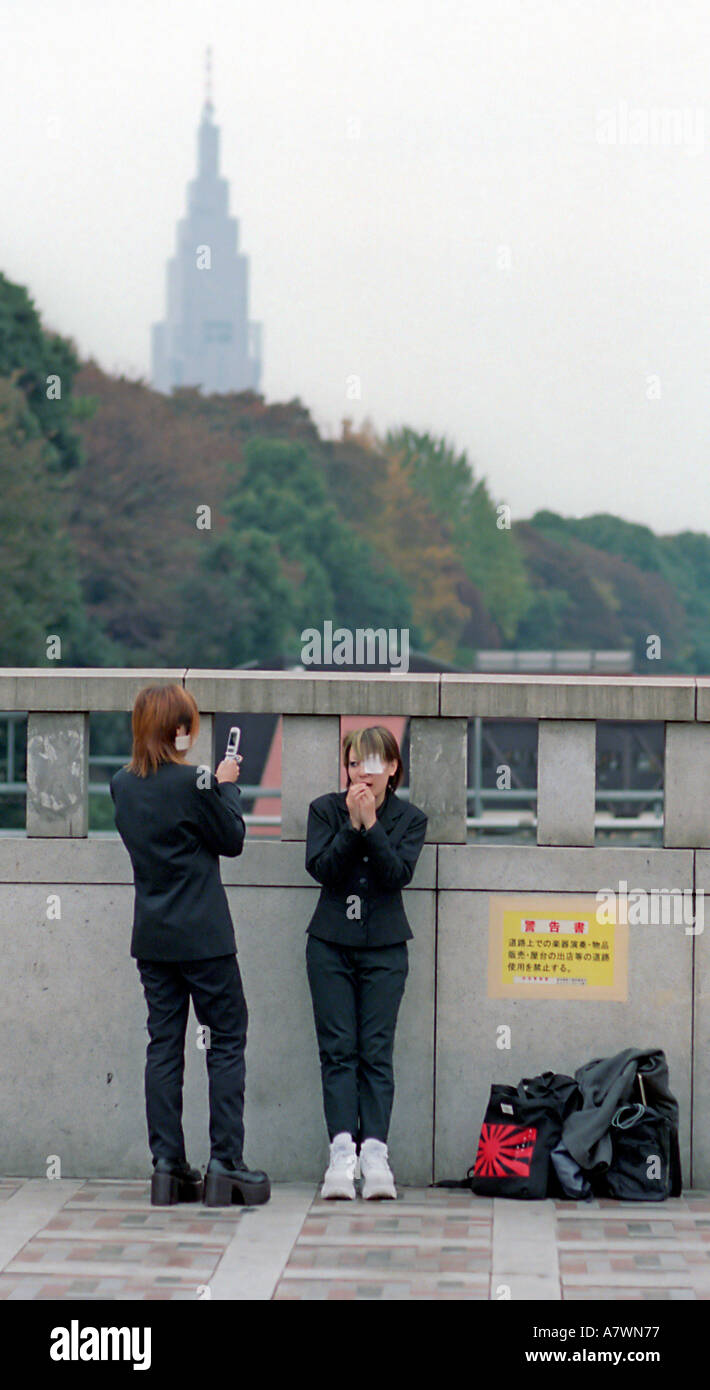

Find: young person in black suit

[305,725,427,1200]
[110,683,269,1208]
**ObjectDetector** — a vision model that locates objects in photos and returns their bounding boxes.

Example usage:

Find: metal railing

[0,667,705,847]
[0,707,665,837]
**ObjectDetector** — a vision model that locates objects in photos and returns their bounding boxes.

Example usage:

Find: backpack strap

[430,1179,472,1189]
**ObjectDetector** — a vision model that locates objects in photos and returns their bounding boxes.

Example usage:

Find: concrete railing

[0,667,708,1186]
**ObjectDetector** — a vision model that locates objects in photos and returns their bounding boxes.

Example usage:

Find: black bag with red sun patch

[467,1073,581,1200]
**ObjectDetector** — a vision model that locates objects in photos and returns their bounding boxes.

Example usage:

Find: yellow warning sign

[487,895,628,1001]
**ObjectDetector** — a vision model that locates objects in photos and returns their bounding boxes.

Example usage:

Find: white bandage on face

[362,754,385,774]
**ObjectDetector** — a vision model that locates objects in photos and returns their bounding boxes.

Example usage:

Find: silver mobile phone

[225,726,241,761]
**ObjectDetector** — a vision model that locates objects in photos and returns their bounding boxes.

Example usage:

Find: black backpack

[433,1057,682,1201]
[467,1072,581,1200]
[595,1073,680,1200]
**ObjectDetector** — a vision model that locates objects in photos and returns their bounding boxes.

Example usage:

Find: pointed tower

[151,49,262,394]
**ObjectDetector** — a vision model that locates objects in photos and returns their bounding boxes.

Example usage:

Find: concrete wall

[0,668,706,1185]
[0,841,436,1183]
[0,836,700,1185]
[435,847,694,1186]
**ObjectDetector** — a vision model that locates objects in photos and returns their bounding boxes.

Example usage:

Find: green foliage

[0,272,94,473]
[210,435,419,659]
[662,532,710,673]
[0,378,109,665]
[384,426,532,642]
[530,510,670,577]
[176,528,296,667]
[523,511,693,670]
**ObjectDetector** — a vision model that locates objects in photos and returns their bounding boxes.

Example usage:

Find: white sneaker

[320,1132,358,1200]
[359,1137,397,1200]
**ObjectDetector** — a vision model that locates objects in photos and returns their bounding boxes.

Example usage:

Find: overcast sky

[2,0,709,533]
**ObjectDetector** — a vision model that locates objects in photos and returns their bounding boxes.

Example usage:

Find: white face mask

[174,733,192,751]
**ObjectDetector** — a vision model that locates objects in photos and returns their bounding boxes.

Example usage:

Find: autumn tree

[382,426,531,642]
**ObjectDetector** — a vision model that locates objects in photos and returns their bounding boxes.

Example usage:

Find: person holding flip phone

[110,683,270,1208]
[305,725,427,1200]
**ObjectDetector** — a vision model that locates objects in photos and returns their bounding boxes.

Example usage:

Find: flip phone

[225,726,241,761]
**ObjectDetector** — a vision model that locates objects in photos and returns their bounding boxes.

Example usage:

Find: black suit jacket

[305,787,427,947]
[110,760,245,961]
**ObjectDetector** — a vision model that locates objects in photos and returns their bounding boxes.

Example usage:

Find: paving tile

[0,1272,210,1300]
[285,1245,491,1274]
[5,1180,710,1301]
[0,1181,25,1203]
[562,1270,700,1287]
[490,1274,561,1299]
[274,1266,490,1287]
[562,1285,696,1301]
[273,1278,489,1300]
[39,1208,237,1245]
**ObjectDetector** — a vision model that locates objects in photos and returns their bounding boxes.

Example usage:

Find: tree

[360,452,489,662]
[0,378,105,665]
[516,518,690,668]
[175,528,296,667]
[382,426,531,641]
[67,361,239,664]
[217,436,418,658]
[0,271,90,473]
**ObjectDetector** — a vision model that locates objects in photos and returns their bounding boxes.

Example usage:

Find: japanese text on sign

[487,896,628,1001]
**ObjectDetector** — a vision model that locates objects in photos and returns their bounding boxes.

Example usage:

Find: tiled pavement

[3,1177,710,1299]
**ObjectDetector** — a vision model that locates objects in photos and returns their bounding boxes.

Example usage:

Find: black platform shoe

[203,1156,271,1207]
[151,1158,204,1206]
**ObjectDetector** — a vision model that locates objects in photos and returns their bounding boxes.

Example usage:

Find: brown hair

[342,725,403,791]
[125,683,200,777]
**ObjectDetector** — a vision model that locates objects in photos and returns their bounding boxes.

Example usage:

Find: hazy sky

[2,0,709,533]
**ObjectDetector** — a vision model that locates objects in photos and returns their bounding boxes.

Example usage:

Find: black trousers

[305,934,409,1145]
[136,953,248,1165]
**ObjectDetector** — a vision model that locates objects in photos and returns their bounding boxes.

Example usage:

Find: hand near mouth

[351,783,376,829]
